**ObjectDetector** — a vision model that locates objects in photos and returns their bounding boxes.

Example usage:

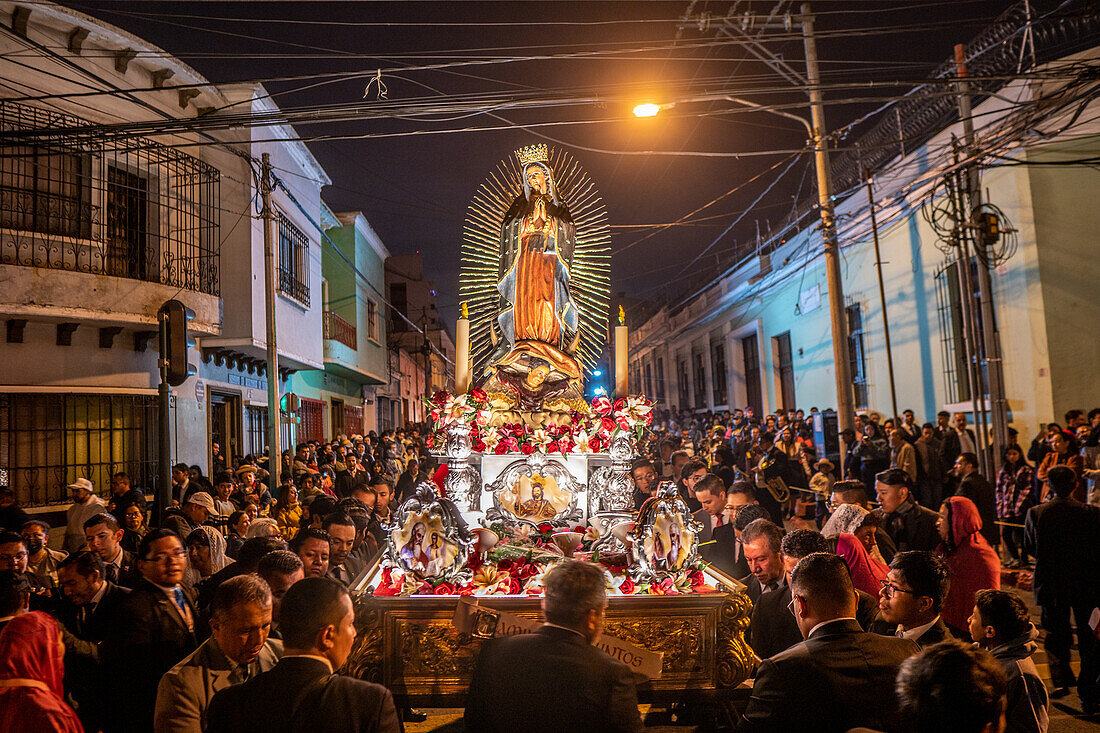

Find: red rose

[570,411,582,424]
[426,435,435,449]
[619,578,635,595]
[546,440,559,453]
[589,436,602,452]
[504,576,522,595]
[432,390,449,405]
[521,443,535,455]
[496,559,514,571]
[517,563,539,579]
[689,569,705,587]
[613,397,626,412]
[537,522,554,534]
[494,442,508,455]
[470,387,488,403]
[600,416,616,433]
[572,525,586,534]
[473,439,486,452]
[433,582,456,595]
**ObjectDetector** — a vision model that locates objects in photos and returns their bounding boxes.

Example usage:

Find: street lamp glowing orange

[633,103,661,118]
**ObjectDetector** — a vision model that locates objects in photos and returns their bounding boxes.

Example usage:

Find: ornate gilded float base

[345,574,753,705]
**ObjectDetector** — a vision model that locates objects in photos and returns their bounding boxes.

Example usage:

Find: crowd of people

[0,403,1097,731]
[0,429,436,733]
[625,404,1100,729]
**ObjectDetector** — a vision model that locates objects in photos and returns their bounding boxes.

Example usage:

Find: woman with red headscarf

[836,532,889,597]
[0,611,84,732]
[937,495,1001,635]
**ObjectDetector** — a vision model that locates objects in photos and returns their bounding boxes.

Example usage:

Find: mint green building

[293,205,391,440]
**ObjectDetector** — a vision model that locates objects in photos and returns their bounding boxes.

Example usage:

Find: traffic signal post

[157,299,195,522]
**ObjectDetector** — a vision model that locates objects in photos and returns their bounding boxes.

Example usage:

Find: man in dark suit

[872,551,952,648]
[750,530,881,660]
[83,512,139,587]
[323,513,364,587]
[54,551,130,732]
[465,560,643,733]
[738,519,785,604]
[206,576,398,732]
[952,453,1000,548]
[876,469,940,552]
[1024,465,1100,710]
[739,553,920,732]
[102,528,200,731]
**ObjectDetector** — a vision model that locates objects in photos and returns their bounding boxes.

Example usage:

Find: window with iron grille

[343,404,363,435]
[277,212,310,306]
[655,357,666,401]
[773,332,795,410]
[0,393,158,506]
[366,299,379,342]
[246,406,268,456]
[298,398,324,442]
[711,341,728,406]
[847,304,870,410]
[0,101,220,295]
[0,144,91,238]
[693,351,707,409]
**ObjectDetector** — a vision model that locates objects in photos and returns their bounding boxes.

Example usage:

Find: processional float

[348,144,754,707]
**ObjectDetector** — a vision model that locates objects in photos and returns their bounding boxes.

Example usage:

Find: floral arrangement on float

[425,389,655,456]
[372,516,718,598]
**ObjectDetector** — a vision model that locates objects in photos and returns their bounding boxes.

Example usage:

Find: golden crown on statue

[515,143,549,165]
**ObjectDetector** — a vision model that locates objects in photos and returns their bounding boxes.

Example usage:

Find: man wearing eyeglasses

[873,551,952,648]
[739,553,919,733]
[103,528,201,731]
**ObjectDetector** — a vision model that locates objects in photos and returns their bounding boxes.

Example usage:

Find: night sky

[74,0,1015,329]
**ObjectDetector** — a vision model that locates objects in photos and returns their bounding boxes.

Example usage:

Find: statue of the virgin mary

[489,144,581,382]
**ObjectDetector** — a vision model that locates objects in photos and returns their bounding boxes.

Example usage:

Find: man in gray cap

[163,492,217,540]
[65,478,106,552]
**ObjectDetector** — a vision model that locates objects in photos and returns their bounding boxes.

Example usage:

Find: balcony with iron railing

[323,310,357,350]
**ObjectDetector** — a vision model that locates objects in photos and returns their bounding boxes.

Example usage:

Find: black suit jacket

[751,587,881,660]
[101,578,199,731]
[870,617,952,648]
[56,581,130,731]
[465,625,643,733]
[883,500,940,552]
[957,473,1001,547]
[700,522,745,579]
[1023,497,1100,606]
[206,656,398,733]
[740,574,785,606]
[56,580,129,642]
[738,619,920,733]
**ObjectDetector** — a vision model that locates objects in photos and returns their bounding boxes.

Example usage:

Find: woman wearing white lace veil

[821,503,889,566]
[183,525,229,588]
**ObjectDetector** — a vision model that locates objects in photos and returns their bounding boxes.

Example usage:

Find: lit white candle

[615,305,628,397]
[455,302,470,394]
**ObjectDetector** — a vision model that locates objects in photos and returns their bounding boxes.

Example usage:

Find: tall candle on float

[615,305,628,397]
[455,301,470,394]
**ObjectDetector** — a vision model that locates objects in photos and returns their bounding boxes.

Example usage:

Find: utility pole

[260,153,281,494]
[802,4,855,431]
[955,44,1007,476]
[864,170,898,421]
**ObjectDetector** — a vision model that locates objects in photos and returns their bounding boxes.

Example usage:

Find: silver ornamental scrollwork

[631,481,702,583]
[589,431,636,512]
[484,452,583,526]
[384,481,475,583]
[443,424,482,512]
